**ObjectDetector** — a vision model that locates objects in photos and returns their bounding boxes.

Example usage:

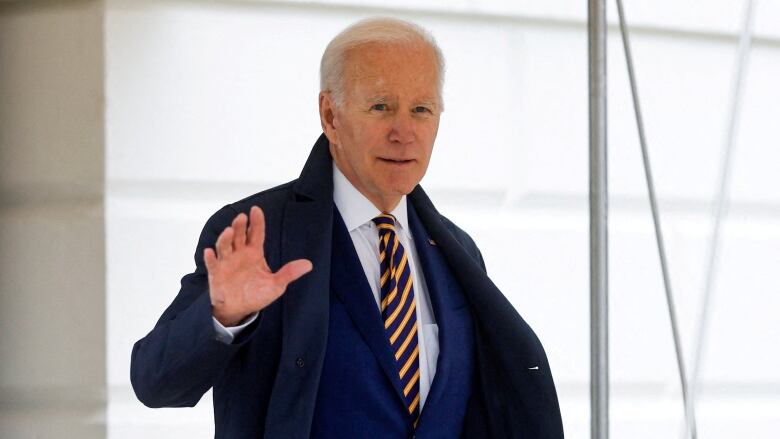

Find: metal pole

[614,1,698,437]
[689,0,757,427]
[588,0,609,438]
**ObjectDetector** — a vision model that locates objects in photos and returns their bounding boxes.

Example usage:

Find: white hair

[319,17,446,108]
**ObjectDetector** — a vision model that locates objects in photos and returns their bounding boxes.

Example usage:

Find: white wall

[106,1,780,438]
[0,1,106,438]
[2,0,778,437]
[105,1,780,438]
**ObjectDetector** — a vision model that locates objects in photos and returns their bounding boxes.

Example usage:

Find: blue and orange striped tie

[373,213,421,423]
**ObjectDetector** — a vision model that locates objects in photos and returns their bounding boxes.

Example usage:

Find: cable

[614,0,697,437]
[688,1,757,438]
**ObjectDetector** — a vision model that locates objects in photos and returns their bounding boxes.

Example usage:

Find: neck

[332,158,402,213]
[370,195,402,214]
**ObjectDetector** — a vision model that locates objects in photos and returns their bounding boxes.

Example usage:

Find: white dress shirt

[213,164,440,409]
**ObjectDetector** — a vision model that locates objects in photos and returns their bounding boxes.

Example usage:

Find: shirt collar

[332,163,408,233]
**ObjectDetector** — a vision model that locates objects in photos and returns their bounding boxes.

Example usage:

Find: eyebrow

[365,96,388,103]
[364,96,440,108]
[415,100,438,108]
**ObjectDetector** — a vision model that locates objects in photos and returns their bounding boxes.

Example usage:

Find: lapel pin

[528,366,540,370]
[428,238,437,246]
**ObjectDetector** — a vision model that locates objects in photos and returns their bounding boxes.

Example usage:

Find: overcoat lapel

[408,187,520,435]
[409,186,563,437]
[263,136,334,439]
[409,185,539,363]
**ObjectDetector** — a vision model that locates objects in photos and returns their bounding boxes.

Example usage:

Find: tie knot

[372,213,397,231]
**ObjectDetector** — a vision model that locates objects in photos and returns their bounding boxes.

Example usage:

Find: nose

[388,113,416,145]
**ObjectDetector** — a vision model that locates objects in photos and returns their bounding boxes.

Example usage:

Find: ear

[319,91,340,146]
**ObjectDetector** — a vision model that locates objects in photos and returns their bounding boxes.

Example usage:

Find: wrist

[212,309,247,328]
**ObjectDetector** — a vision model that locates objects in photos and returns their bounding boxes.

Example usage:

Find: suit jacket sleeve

[130,205,259,408]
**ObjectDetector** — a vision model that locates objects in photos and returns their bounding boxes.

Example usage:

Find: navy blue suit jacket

[308,206,475,438]
[131,134,564,438]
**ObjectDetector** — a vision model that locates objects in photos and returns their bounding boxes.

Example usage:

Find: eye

[413,106,432,114]
[371,103,388,111]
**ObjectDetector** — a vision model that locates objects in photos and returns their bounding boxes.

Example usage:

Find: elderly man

[131,17,563,438]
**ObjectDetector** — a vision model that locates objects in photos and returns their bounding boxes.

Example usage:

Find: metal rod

[588,0,609,438]
[614,0,698,437]
[689,0,757,427]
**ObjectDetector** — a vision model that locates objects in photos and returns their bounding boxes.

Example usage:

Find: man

[131,17,563,438]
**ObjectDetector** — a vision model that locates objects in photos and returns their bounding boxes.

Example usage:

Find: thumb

[274,259,313,287]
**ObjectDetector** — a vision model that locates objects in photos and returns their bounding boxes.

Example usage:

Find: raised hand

[204,206,312,327]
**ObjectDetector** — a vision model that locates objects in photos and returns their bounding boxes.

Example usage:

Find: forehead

[342,42,440,99]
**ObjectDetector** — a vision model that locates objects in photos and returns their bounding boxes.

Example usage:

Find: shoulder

[193,180,299,263]
[437,214,487,271]
[408,186,487,271]
[202,180,297,230]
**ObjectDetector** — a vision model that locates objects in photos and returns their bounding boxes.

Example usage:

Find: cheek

[362,122,391,143]
[420,124,438,154]
[355,124,390,159]
[427,117,441,137]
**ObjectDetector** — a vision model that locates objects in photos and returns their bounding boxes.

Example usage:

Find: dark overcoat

[131,134,564,438]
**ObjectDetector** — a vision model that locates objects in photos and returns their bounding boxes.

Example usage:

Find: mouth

[378,157,415,165]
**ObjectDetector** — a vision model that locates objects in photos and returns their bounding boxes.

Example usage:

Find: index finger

[247,206,266,256]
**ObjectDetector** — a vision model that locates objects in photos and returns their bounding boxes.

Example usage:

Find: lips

[379,157,414,164]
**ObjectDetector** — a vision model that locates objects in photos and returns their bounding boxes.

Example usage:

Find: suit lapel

[330,208,411,408]
[407,206,451,417]
[407,203,473,428]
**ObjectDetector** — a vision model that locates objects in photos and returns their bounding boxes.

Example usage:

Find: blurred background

[1,0,778,437]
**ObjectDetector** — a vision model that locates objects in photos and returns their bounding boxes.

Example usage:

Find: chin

[390,173,422,190]
[393,182,418,196]
[372,172,423,199]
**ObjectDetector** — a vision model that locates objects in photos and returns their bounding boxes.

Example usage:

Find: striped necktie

[373,213,421,423]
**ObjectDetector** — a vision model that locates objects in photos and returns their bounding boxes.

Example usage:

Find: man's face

[320,42,442,212]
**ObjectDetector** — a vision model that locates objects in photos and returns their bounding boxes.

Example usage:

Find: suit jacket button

[296,357,305,368]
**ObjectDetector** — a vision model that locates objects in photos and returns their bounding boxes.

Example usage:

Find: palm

[204,206,312,327]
